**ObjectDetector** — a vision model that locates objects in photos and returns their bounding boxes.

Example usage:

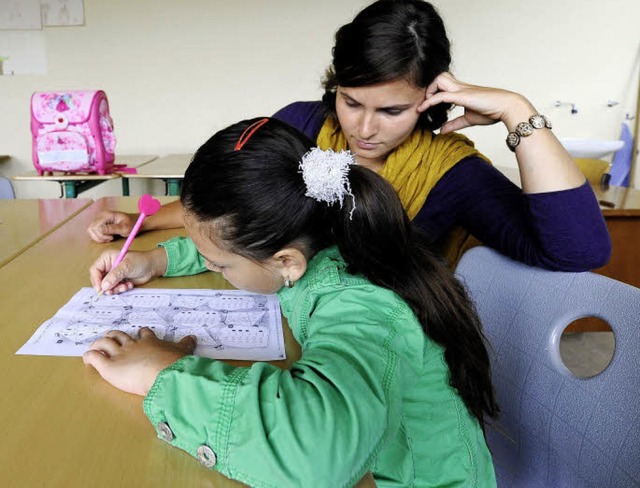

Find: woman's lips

[356,140,378,150]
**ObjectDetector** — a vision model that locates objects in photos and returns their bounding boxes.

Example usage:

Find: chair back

[455,247,640,488]
[0,177,15,199]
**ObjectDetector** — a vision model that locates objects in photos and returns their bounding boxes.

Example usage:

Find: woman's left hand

[419,72,533,134]
[83,327,197,396]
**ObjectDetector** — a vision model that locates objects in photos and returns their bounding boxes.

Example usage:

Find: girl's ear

[272,247,308,285]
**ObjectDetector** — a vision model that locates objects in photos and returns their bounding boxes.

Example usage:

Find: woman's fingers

[439,116,472,134]
[420,78,466,112]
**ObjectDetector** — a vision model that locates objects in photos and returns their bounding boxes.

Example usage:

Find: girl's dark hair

[181,117,498,426]
[322,0,452,131]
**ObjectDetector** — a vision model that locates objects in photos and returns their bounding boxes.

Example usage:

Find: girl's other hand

[87,210,137,243]
[89,248,168,295]
[83,327,197,396]
[419,72,534,134]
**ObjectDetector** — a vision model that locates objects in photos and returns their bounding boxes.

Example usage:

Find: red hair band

[234,118,269,151]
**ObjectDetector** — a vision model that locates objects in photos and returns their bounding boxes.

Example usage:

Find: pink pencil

[93,194,161,300]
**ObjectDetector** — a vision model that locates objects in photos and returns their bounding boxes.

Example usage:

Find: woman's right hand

[419,72,531,133]
[89,248,168,295]
[87,210,138,243]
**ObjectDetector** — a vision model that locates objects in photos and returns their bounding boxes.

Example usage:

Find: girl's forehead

[184,214,226,249]
[189,226,235,264]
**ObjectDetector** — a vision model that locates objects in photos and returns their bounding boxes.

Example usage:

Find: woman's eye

[383,108,403,116]
[344,99,359,108]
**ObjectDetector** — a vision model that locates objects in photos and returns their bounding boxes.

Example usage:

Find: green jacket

[146,239,496,487]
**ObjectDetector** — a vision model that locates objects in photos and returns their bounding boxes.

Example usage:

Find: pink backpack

[31,90,117,175]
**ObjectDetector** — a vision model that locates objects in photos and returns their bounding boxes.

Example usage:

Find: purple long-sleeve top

[273,101,611,272]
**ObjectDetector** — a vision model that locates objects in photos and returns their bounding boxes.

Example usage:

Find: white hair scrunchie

[299,147,356,217]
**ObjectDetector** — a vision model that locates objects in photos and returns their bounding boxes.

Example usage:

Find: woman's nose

[358,113,377,139]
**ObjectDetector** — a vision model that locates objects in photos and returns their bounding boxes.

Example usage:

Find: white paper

[17,288,286,361]
[0,30,47,75]
[41,0,85,27]
[0,0,42,30]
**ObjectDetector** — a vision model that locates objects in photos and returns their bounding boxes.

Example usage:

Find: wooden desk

[496,165,640,288]
[591,184,640,288]
[11,155,158,198]
[124,154,192,196]
[0,198,92,268]
[0,196,303,487]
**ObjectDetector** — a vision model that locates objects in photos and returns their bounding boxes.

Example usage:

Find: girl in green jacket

[86,117,498,487]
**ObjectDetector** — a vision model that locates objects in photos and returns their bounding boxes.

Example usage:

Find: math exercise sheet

[17,288,286,361]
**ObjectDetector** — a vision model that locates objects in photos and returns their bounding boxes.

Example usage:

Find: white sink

[559,138,624,159]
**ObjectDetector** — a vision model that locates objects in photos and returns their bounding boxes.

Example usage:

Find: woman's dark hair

[322,0,452,131]
[181,117,498,426]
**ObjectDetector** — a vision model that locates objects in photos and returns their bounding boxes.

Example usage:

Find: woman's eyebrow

[379,102,413,110]
[340,91,413,110]
[339,91,359,103]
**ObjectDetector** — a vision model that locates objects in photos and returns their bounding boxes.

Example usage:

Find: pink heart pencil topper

[93,194,161,301]
[137,193,162,217]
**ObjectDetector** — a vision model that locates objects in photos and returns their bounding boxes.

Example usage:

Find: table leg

[166,178,182,196]
[121,178,130,196]
[62,182,78,198]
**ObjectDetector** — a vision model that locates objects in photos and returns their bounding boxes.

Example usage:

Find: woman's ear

[272,247,308,285]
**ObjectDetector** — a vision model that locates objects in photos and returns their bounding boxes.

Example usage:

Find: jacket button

[196,444,217,468]
[157,422,174,442]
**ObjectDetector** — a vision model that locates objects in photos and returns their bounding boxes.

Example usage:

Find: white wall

[1,0,638,198]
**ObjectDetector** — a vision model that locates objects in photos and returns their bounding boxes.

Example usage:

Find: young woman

[85,117,498,487]
[87,0,610,272]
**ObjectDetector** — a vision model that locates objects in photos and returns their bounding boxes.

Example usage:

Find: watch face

[506,132,520,150]
[516,121,534,137]
[529,115,546,129]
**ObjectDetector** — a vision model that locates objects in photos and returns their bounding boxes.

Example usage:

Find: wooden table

[496,165,640,288]
[590,184,640,288]
[11,155,158,198]
[0,196,307,487]
[0,198,92,268]
[123,154,192,196]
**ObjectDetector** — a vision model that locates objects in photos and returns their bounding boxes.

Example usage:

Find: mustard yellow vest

[317,117,491,267]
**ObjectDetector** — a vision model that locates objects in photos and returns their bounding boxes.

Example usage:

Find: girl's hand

[83,327,197,396]
[89,248,168,295]
[419,72,534,134]
[87,210,138,243]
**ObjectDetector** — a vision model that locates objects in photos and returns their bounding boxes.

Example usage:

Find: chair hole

[559,317,615,378]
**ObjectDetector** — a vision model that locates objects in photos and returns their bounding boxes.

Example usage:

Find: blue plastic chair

[455,247,640,488]
[0,177,15,199]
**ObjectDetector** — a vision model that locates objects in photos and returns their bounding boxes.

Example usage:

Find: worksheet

[17,288,286,361]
